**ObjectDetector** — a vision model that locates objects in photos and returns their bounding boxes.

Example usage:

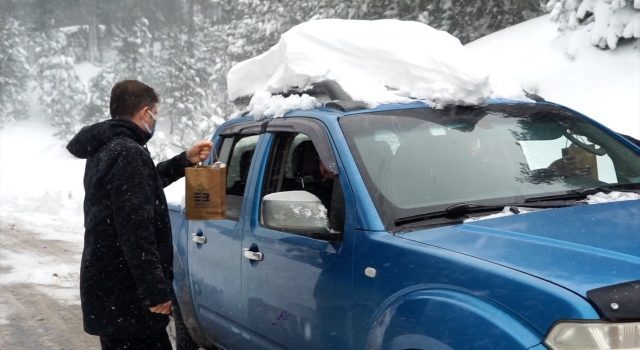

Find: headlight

[544,321,640,350]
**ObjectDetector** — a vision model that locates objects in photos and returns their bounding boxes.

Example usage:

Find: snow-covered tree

[113,18,154,79]
[83,69,116,125]
[84,17,155,125]
[147,131,175,162]
[155,29,216,151]
[548,0,640,49]
[34,30,88,140]
[414,0,544,43]
[0,17,31,127]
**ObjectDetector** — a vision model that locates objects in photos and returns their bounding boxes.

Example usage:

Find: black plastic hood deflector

[587,279,640,320]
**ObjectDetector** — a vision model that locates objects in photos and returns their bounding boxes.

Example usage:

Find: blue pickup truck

[168,91,640,350]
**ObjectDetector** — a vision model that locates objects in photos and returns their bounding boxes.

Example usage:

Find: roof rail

[298,80,368,112]
[523,89,545,102]
[306,80,353,101]
[324,100,368,112]
[232,79,368,112]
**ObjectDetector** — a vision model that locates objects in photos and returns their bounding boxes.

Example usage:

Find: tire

[172,303,200,350]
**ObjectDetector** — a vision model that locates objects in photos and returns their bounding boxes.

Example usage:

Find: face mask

[144,110,157,137]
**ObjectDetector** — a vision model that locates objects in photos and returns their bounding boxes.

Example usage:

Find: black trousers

[99,333,172,350]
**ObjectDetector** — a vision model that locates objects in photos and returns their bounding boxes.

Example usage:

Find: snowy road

[0,282,99,349]
[0,225,100,349]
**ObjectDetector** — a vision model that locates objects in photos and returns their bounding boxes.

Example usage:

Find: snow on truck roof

[226,19,530,119]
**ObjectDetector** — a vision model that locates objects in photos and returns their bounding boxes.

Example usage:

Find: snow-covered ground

[0,118,86,306]
[466,14,640,138]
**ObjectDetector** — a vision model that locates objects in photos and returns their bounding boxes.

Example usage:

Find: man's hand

[187,141,214,164]
[149,300,172,315]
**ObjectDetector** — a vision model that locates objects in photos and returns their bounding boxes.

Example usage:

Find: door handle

[191,233,207,244]
[243,248,263,261]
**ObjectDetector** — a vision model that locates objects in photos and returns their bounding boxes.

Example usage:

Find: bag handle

[194,141,221,168]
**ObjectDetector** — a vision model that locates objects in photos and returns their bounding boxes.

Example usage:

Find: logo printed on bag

[194,183,211,207]
[186,166,225,220]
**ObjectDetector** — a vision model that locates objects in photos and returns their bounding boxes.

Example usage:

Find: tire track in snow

[0,224,99,349]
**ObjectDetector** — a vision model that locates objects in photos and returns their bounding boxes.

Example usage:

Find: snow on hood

[463,206,544,223]
[463,192,640,223]
[584,191,640,204]
[228,19,508,119]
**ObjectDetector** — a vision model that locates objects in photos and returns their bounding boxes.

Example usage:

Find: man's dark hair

[110,80,159,119]
[620,134,640,148]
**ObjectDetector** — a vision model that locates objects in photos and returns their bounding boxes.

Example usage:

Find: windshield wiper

[525,184,640,203]
[394,201,577,227]
[394,204,502,226]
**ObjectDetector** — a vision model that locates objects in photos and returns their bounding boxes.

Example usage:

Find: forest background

[1,0,637,160]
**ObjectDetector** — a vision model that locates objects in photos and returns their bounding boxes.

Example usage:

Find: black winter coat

[67,119,192,338]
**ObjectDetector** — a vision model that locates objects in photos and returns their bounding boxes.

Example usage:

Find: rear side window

[223,135,260,220]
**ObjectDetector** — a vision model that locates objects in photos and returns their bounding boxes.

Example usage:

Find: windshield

[339,104,640,227]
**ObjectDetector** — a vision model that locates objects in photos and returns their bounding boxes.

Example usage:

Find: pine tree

[0,17,31,127]
[414,0,544,44]
[147,131,175,162]
[114,17,154,79]
[83,69,116,125]
[34,30,88,140]
[84,17,155,125]
[155,29,215,151]
[547,0,640,49]
[148,11,240,159]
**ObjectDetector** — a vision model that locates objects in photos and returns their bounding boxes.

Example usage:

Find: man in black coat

[67,80,212,349]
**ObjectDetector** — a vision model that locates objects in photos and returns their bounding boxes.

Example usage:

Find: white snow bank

[583,191,640,203]
[466,14,640,138]
[0,118,86,227]
[164,177,186,209]
[228,19,504,119]
[0,118,85,304]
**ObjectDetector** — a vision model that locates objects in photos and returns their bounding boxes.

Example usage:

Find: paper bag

[185,162,226,220]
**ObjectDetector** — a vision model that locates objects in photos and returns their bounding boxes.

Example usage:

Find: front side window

[260,132,345,240]
[339,104,640,228]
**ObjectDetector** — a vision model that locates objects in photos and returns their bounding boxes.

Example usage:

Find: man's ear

[134,106,148,121]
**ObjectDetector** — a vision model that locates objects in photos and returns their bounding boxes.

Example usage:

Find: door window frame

[217,126,261,221]
[255,118,346,242]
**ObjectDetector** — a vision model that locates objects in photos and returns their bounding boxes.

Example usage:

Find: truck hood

[399,200,640,297]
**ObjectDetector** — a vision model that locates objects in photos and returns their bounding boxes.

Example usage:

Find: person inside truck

[290,140,345,232]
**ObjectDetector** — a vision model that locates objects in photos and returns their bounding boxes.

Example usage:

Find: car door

[188,130,260,347]
[241,119,356,350]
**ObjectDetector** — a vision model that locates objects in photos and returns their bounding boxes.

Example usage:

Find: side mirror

[262,191,337,239]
